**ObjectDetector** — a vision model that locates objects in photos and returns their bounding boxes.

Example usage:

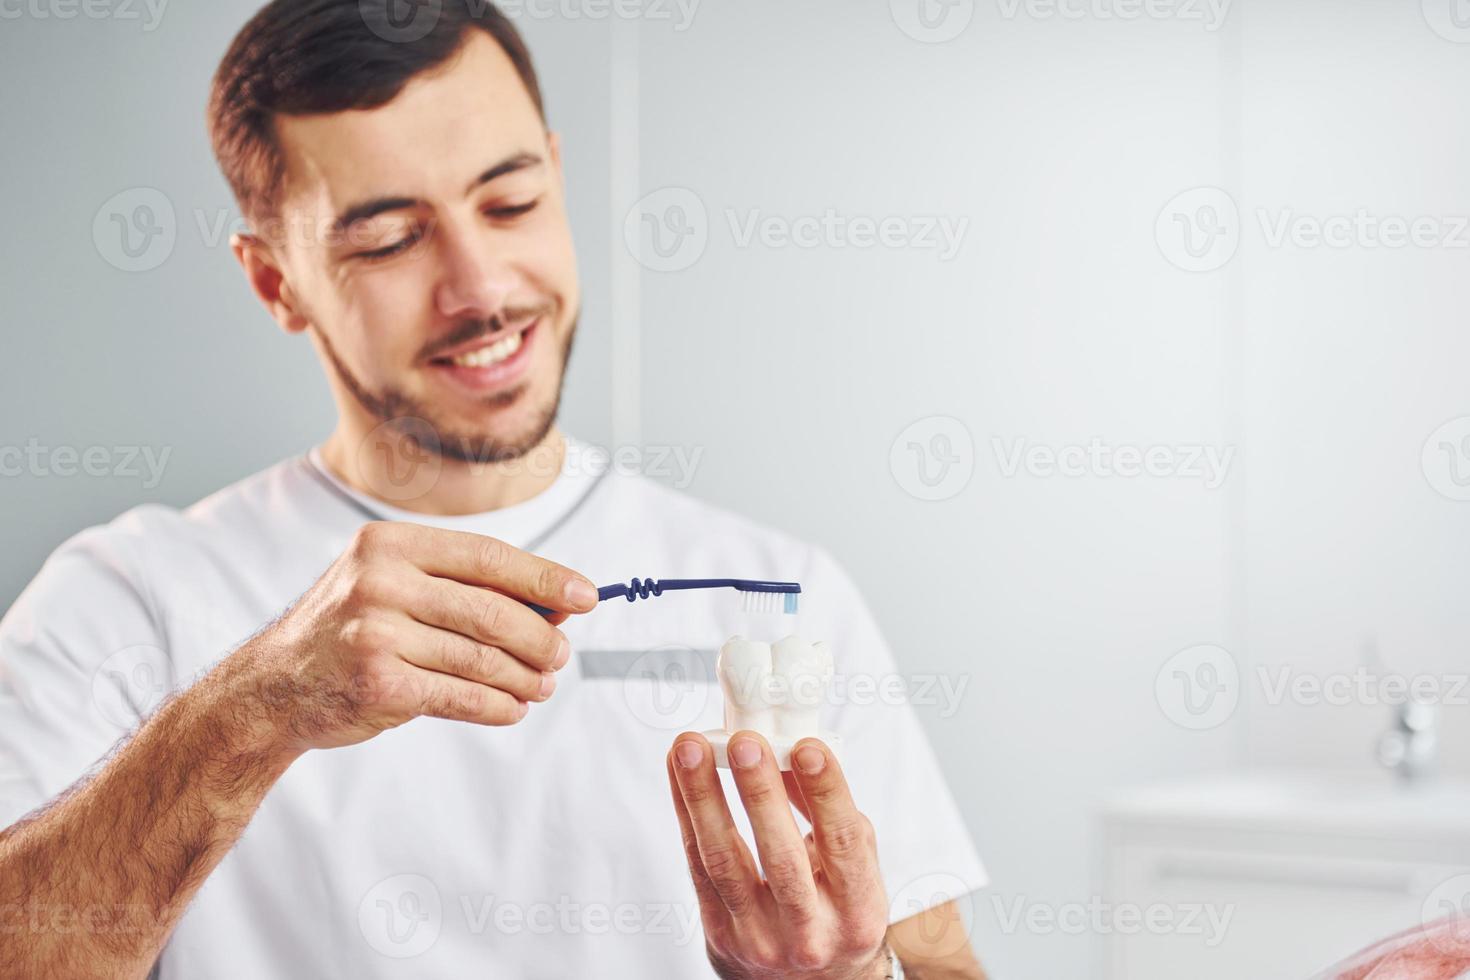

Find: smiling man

[0,2,987,977]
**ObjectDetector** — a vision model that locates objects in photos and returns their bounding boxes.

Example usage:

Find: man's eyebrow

[333,196,420,233]
[467,152,544,193]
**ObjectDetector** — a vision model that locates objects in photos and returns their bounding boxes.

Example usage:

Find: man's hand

[667,731,892,980]
[234,520,599,751]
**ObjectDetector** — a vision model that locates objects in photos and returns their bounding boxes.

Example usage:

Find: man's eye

[485,199,540,220]
[356,228,424,261]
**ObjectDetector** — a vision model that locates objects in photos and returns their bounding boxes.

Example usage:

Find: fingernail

[565,578,598,610]
[730,738,761,769]
[553,635,571,670]
[676,740,703,769]
[539,672,556,699]
[795,745,825,775]
[516,700,530,719]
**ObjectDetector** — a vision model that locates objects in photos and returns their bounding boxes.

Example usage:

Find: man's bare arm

[889,901,988,979]
[0,522,597,979]
[0,654,300,979]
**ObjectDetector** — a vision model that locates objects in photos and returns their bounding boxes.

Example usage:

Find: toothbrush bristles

[739,589,799,615]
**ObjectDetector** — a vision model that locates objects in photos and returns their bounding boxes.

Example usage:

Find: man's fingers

[669,734,763,919]
[410,577,571,672]
[783,770,812,825]
[726,732,820,923]
[411,670,529,726]
[398,524,598,613]
[666,751,732,928]
[790,739,881,909]
[398,621,554,704]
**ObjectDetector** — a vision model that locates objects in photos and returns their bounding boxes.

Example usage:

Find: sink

[1096,769,1470,980]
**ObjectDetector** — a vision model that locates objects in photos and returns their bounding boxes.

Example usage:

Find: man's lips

[425,317,540,392]
[426,317,540,365]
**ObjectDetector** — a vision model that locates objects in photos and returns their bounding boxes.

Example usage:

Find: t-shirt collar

[302,434,609,551]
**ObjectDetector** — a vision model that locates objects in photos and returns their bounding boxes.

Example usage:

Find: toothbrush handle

[525,577,800,618]
[523,580,665,617]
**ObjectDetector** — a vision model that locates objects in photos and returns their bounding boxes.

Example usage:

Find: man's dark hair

[208,0,544,223]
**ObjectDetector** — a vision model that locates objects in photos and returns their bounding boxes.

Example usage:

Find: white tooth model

[705,634,839,771]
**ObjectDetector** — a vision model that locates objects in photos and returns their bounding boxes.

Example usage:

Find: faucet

[1376,699,1438,783]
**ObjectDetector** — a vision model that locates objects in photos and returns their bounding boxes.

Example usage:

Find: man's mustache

[419,304,554,361]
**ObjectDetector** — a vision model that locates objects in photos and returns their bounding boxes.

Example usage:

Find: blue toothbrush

[529,577,801,617]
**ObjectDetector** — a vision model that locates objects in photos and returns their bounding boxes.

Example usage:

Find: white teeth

[448,330,524,368]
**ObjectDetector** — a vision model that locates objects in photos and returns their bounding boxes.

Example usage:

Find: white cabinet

[1098,772,1470,980]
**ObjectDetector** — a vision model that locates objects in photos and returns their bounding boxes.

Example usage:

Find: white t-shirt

[0,438,986,978]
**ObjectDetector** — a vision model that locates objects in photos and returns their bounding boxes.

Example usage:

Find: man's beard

[315,313,577,465]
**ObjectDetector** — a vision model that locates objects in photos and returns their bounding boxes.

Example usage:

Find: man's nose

[432,222,517,322]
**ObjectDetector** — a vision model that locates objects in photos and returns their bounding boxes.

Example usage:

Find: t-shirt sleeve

[0,522,169,829]
[798,545,988,924]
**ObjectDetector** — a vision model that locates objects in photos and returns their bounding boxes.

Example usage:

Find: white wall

[1236,1,1470,778]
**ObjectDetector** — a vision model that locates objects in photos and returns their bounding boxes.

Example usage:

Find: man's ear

[231,232,310,335]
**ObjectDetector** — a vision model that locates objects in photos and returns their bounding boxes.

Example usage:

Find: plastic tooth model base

[705,634,840,771]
